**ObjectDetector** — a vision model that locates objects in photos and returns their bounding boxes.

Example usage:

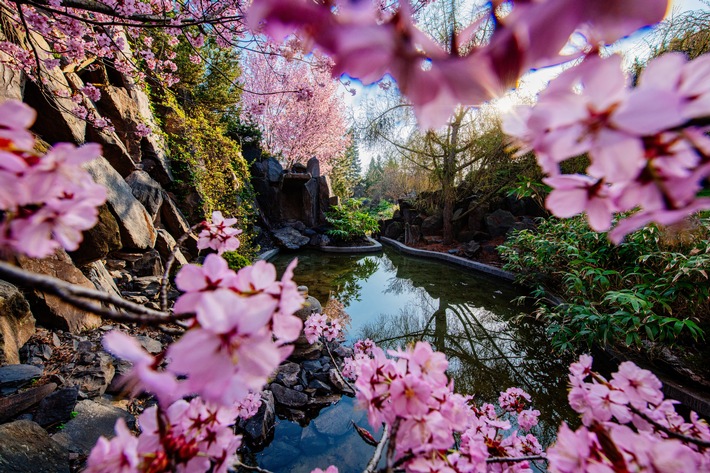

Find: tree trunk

[441,115,461,245]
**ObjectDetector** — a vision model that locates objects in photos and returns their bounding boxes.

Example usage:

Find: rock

[302,360,323,372]
[511,216,537,233]
[264,157,283,184]
[467,204,487,233]
[303,178,319,227]
[66,352,115,397]
[240,390,275,446]
[384,221,404,239]
[292,163,308,174]
[114,250,164,277]
[421,214,444,236]
[306,157,321,177]
[82,261,122,305]
[0,364,43,396]
[155,229,189,270]
[68,203,123,266]
[135,335,162,354]
[84,156,157,250]
[312,400,353,437]
[0,383,57,423]
[328,369,353,394]
[0,420,70,473]
[284,220,307,233]
[271,383,309,408]
[17,250,102,333]
[85,127,137,178]
[317,175,335,225]
[463,240,481,257]
[274,362,300,388]
[19,30,85,145]
[307,379,331,393]
[0,281,35,365]
[272,227,310,250]
[125,170,164,221]
[308,234,331,247]
[52,399,134,455]
[333,345,353,358]
[33,386,79,428]
[159,195,198,256]
[485,209,516,237]
[404,224,422,245]
[130,276,162,298]
[0,56,25,101]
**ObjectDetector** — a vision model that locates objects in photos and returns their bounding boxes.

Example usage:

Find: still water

[253,247,577,472]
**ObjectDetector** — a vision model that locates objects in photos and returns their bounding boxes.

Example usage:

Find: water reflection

[260,248,577,472]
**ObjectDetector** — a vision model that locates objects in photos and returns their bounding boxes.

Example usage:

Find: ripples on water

[252,248,577,473]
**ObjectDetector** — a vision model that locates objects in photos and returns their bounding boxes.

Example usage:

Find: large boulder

[17,250,102,333]
[159,194,198,257]
[306,157,320,177]
[0,281,35,365]
[272,227,310,250]
[84,156,157,250]
[52,399,133,455]
[0,56,25,101]
[68,204,122,266]
[264,157,283,184]
[82,261,122,303]
[155,229,189,270]
[0,420,70,473]
[421,214,444,236]
[85,126,137,178]
[240,390,275,447]
[384,221,404,239]
[485,209,517,237]
[125,170,164,221]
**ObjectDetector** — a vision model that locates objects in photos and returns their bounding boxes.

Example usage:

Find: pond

[252,247,577,473]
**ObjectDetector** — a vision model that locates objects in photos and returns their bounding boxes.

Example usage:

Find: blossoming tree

[239,50,351,172]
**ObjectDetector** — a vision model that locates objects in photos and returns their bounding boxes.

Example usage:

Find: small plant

[222,251,251,271]
[325,199,379,242]
[70,411,78,419]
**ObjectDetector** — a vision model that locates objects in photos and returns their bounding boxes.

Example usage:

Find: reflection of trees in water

[333,257,379,305]
[286,254,380,306]
[358,300,576,449]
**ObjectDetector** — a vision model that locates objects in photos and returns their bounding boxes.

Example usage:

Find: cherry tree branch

[629,405,710,449]
[363,423,389,473]
[487,455,547,464]
[0,260,192,325]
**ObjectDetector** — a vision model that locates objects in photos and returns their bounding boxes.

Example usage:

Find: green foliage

[368,200,397,220]
[330,134,362,200]
[499,216,710,351]
[222,251,252,271]
[326,199,380,241]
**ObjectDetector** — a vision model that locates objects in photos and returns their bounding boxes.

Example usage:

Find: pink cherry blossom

[311,467,338,473]
[543,174,616,232]
[197,211,242,255]
[610,361,663,408]
[85,418,139,473]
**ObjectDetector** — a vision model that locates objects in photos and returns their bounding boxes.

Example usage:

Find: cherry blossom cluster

[196,211,243,255]
[86,397,243,473]
[0,0,250,102]
[304,312,342,344]
[350,340,543,472]
[0,100,107,258]
[548,355,710,472]
[248,0,669,129]
[503,53,710,242]
[88,228,304,471]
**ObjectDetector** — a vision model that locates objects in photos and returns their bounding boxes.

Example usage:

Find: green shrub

[499,215,710,351]
[326,199,379,242]
[223,251,252,271]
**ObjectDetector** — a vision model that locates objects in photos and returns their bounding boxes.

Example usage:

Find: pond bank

[380,236,515,281]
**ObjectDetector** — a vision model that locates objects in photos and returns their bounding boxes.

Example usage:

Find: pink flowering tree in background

[239,49,351,172]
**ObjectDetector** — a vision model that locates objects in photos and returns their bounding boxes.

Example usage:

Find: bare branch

[0,260,191,324]
[363,423,390,473]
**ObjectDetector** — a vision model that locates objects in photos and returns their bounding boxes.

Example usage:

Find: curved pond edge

[320,237,383,253]
[256,249,280,261]
[380,237,515,281]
